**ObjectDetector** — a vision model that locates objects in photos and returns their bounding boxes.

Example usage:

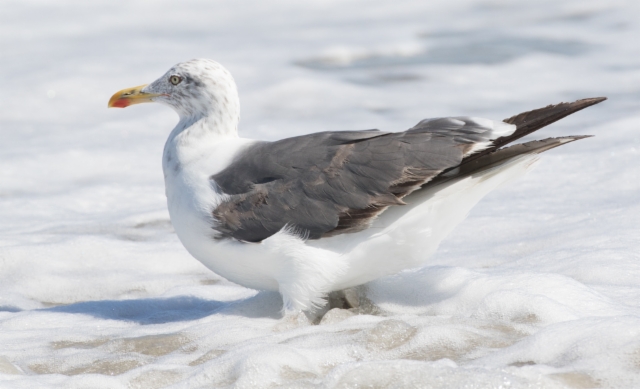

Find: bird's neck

[173,109,239,139]
[165,111,238,152]
[163,111,244,179]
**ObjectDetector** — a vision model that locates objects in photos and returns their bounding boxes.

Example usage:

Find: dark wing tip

[435,135,594,185]
[505,135,594,155]
[538,134,593,149]
[458,97,604,168]
[496,97,606,148]
[565,134,594,140]
[503,97,607,128]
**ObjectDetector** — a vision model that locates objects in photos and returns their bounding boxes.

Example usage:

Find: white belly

[164,137,282,291]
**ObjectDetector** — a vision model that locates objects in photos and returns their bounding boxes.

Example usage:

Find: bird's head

[108,59,240,127]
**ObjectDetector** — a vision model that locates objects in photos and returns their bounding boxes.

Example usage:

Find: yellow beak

[107,84,166,108]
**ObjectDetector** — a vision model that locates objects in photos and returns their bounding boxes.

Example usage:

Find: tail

[434,97,606,183]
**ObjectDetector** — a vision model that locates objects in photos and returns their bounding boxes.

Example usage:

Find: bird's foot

[327,288,361,310]
[325,286,380,318]
[273,310,312,332]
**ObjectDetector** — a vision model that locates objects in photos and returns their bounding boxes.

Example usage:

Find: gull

[108,59,605,314]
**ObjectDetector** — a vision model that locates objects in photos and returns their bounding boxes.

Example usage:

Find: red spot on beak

[110,98,131,108]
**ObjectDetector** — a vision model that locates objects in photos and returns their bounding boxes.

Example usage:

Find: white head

[109,59,240,136]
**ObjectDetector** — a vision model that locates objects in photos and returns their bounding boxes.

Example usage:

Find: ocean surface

[1,0,639,387]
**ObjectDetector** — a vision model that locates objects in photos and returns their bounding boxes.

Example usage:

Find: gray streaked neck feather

[163,111,239,177]
[170,111,239,144]
[169,79,241,142]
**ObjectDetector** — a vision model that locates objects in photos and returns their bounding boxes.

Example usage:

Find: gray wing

[211,118,502,242]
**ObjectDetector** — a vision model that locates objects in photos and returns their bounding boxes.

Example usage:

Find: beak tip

[107,84,151,109]
[108,99,129,108]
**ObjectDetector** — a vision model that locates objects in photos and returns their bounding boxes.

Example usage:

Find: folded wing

[211,118,514,242]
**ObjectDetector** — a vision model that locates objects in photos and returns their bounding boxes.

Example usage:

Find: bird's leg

[326,286,380,317]
[327,288,361,310]
[273,307,313,331]
[279,287,365,327]
[276,265,344,314]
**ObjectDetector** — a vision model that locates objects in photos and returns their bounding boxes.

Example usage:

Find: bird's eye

[169,75,182,85]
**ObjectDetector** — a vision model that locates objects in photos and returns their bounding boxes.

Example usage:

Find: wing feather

[211,120,505,242]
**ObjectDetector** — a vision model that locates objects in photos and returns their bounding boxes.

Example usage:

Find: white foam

[1,0,639,387]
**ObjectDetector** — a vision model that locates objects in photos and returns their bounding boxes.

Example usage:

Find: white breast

[163,134,290,291]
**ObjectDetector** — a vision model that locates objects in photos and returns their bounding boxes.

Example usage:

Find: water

[1,0,639,387]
